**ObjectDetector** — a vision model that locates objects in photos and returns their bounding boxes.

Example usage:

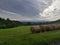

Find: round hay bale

[40,25,47,32]
[31,25,41,33]
[47,25,54,31]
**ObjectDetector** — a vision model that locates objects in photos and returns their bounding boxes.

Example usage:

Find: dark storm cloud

[0,0,38,17]
[0,0,52,18]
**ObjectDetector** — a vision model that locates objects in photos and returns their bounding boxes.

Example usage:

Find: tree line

[0,17,60,29]
[0,17,22,29]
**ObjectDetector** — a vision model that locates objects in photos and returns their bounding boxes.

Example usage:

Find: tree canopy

[0,17,22,29]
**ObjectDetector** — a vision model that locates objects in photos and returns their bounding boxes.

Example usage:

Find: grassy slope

[0,26,60,45]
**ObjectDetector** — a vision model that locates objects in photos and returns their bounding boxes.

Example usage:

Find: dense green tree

[0,17,21,29]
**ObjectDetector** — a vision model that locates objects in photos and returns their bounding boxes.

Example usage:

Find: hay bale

[30,24,60,34]
[53,24,60,30]
[40,25,48,32]
[47,25,54,31]
[55,24,60,30]
[31,25,41,33]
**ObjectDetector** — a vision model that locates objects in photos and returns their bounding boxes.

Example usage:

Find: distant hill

[50,19,60,24]
[20,19,60,25]
[55,19,60,23]
[0,17,60,29]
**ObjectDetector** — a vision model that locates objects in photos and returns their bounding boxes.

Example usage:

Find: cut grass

[0,26,60,45]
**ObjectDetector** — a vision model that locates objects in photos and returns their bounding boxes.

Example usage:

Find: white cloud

[40,0,60,21]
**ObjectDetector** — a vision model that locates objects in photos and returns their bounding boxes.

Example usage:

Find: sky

[0,0,60,21]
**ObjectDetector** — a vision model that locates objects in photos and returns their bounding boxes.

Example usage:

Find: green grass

[0,26,60,45]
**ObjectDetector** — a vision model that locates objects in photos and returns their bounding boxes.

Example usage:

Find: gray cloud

[1,0,59,21]
[0,0,52,18]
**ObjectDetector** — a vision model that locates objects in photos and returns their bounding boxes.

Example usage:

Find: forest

[0,17,22,29]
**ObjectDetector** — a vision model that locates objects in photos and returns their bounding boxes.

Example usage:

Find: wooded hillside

[0,17,22,29]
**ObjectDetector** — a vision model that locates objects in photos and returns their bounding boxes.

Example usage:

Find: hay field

[0,26,60,45]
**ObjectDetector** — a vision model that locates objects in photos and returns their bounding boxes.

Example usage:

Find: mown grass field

[0,26,60,45]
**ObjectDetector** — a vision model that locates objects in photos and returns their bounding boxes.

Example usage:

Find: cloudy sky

[0,0,60,21]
